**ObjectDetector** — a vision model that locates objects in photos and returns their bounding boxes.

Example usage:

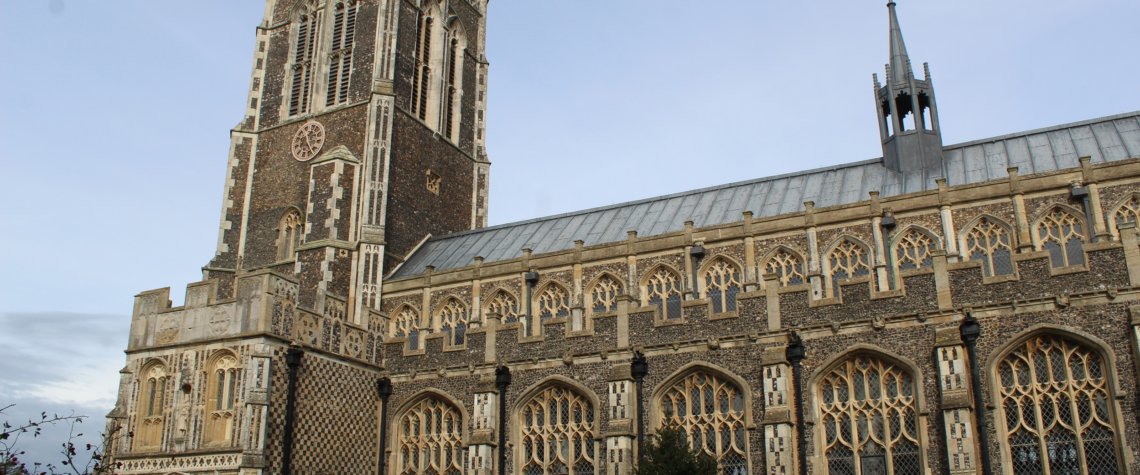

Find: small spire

[887,1,912,84]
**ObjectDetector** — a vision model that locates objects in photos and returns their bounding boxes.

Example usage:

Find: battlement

[128,269,384,367]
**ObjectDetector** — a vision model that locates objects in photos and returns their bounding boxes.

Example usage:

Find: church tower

[873,1,944,173]
[206,0,492,319]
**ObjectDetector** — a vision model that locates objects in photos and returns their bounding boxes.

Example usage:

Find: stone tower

[106,1,492,473]
[873,1,944,173]
[207,0,491,320]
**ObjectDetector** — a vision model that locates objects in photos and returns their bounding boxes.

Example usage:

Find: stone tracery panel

[396,396,465,475]
[764,248,806,287]
[962,216,1015,277]
[659,371,748,474]
[702,257,741,314]
[997,334,1120,474]
[1034,207,1087,268]
[644,266,682,320]
[817,354,922,475]
[518,385,597,475]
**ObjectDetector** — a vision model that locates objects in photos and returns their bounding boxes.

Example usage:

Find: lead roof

[390,111,1140,280]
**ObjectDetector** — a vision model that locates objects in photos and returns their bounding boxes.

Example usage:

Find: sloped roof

[391,111,1140,279]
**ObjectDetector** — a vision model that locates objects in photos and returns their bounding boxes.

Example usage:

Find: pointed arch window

[962,217,1014,277]
[996,334,1121,474]
[288,2,321,116]
[134,362,168,451]
[894,228,937,271]
[702,258,741,314]
[486,290,520,324]
[764,249,805,287]
[396,396,464,475]
[441,23,466,142]
[644,267,682,320]
[409,3,439,122]
[817,354,922,475]
[518,385,597,475]
[391,306,422,351]
[204,353,241,446]
[826,238,872,297]
[659,371,748,473]
[436,298,467,346]
[277,209,303,261]
[1035,207,1087,268]
[325,0,358,106]
[588,274,622,314]
[1112,194,1140,236]
[537,284,570,321]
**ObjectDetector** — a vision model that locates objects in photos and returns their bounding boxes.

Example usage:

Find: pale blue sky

[1,0,1137,466]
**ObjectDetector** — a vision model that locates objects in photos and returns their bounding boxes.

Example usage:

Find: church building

[105,1,1140,474]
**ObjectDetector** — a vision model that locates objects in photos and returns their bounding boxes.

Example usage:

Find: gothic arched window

[485,290,520,324]
[204,352,241,446]
[536,284,570,321]
[962,216,1015,277]
[893,227,937,271]
[764,248,805,287]
[441,21,466,142]
[825,238,872,297]
[644,267,682,320]
[410,1,442,122]
[702,258,741,314]
[277,208,303,261]
[817,354,922,475]
[391,306,421,350]
[659,371,748,473]
[1111,194,1140,238]
[1034,207,1087,268]
[288,1,321,116]
[324,0,359,106]
[588,274,622,314]
[996,334,1121,474]
[436,298,467,346]
[134,362,168,451]
[396,396,464,475]
[518,385,597,475]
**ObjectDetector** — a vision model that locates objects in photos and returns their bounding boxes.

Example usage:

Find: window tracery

[204,353,241,446]
[396,396,464,475]
[518,386,597,475]
[1112,194,1140,234]
[277,209,303,261]
[391,306,421,350]
[485,290,520,324]
[702,258,741,313]
[436,298,467,346]
[288,1,321,116]
[817,354,922,475]
[644,267,682,320]
[324,0,358,106]
[894,228,936,271]
[826,238,872,296]
[997,334,1120,474]
[963,217,1014,277]
[134,363,168,451]
[659,371,748,474]
[536,284,570,321]
[589,274,622,314]
[765,249,805,287]
[1035,208,1086,268]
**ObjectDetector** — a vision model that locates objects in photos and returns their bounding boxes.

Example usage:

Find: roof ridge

[421,109,1140,245]
[943,110,1140,150]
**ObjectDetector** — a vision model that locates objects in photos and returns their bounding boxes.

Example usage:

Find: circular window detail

[291,121,326,161]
